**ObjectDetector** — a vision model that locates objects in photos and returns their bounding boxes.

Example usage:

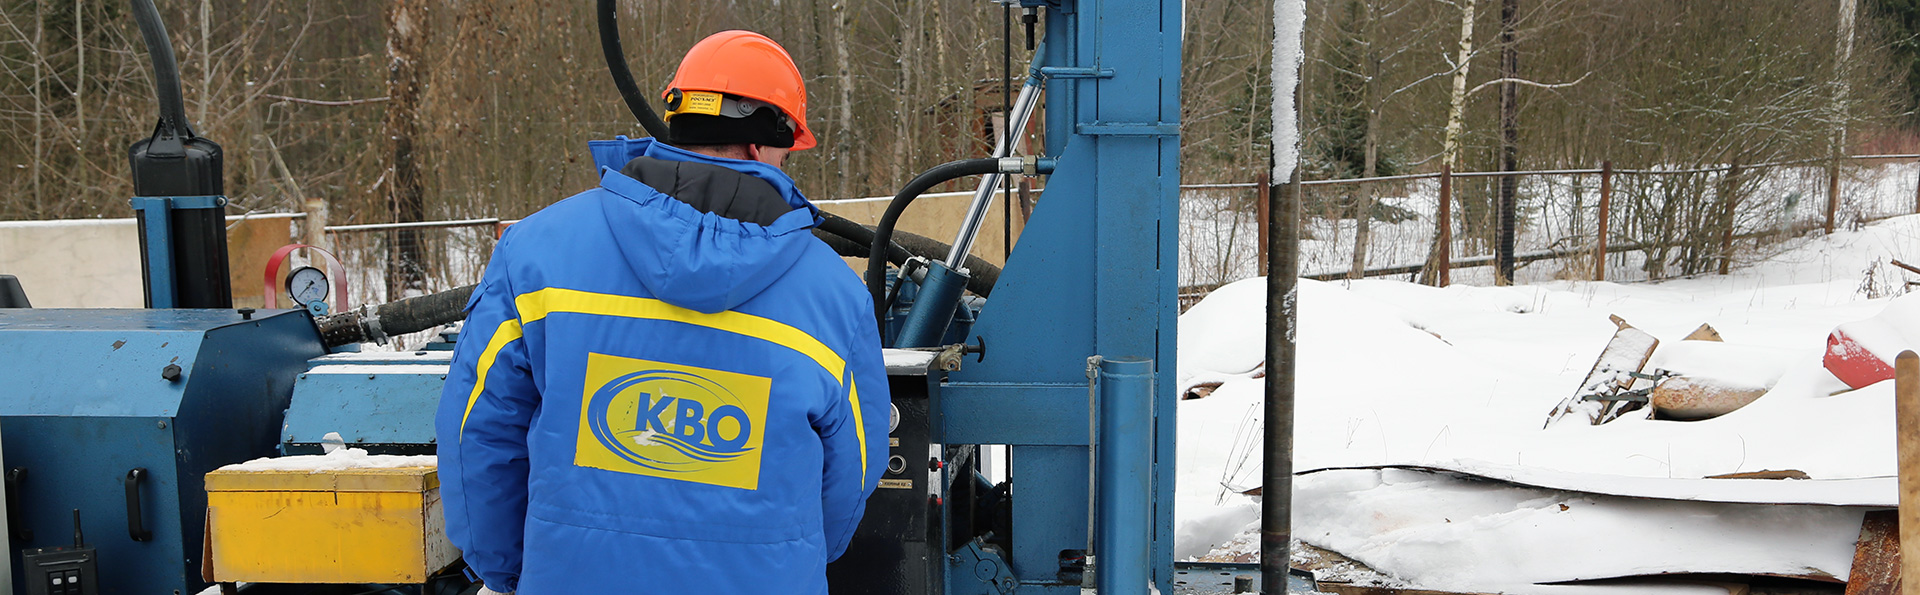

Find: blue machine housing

[0,309,324,594]
[282,350,453,455]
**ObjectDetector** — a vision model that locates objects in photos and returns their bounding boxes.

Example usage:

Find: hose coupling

[357,304,388,346]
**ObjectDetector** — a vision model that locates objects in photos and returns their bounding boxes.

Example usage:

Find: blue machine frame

[919,1,1182,593]
[0,309,324,594]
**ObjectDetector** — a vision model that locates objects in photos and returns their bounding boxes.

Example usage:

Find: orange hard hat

[663,31,815,151]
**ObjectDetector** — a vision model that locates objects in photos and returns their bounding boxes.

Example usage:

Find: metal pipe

[1595,161,1612,281]
[1436,164,1452,286]
[1097,357,1155,595]
[945,76,1045,267]
[1262,169,1299,595]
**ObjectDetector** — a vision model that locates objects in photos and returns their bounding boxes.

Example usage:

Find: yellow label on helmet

[669,90,725,120]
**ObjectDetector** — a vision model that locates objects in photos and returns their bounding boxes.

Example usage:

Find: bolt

[237,308,255,320]
[156,420,167,429]
[161,364,182,382]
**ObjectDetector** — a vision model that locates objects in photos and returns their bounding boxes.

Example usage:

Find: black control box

[21,545,97,595]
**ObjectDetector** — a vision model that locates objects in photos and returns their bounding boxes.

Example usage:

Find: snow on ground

[1175,212,1920,592]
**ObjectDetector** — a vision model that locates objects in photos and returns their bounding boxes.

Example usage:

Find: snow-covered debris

[221,448,435,472]
[1825,290,1920,388]
[1174,213,1920,589]
[1544,316,1658,428]
[1292,469,1861,593]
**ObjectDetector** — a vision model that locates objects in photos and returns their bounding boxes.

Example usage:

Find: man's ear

[745,144,763,162]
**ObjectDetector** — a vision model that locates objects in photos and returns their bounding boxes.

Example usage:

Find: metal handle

[125,468,151,542]
[7,467,30,542]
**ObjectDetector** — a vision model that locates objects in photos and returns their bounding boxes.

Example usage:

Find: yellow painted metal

[205,466,457,584]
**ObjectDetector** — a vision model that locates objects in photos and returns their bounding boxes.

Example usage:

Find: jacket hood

[587,136,823,314]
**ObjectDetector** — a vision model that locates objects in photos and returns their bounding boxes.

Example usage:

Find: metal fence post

[1257,173,1271,277]
[1595,161,1612,282]
[1827,158,1841,234]
[1718,161,1741,276]
[1436,164,1452,287]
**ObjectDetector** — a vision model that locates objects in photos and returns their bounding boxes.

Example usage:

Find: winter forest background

[3,0,1920,286]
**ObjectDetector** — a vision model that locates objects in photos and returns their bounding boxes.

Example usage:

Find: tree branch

[261,93,390,107]
[1466,71,1592,97]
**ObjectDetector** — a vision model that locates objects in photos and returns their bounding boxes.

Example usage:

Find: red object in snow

[1825,329,1897,389]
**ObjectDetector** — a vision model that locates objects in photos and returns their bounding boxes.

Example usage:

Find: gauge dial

[287,266,330,307]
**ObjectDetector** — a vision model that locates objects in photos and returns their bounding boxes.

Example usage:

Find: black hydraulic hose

[820,212,911,264]
[821,211,1000,296]
[316,284,476,348]
[310,215,1002,348]
[129,0,194,140]
[598,0,671,139]
[813,228,868,259]
[892,227,1000,294]
[866,158,1004,322]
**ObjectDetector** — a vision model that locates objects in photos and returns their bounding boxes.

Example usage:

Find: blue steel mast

[934,0,1181,593]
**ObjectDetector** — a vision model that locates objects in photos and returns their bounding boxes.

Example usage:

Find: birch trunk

[1829,0,1857,231]
[892,2,915,186]
[31,2,43,212]
[74,0,84,150]
[833,0,854,200]
[1422,0,1475,286]
[1349,6,1381,280]
[1440,0,1476,168]
[200,0,211,127]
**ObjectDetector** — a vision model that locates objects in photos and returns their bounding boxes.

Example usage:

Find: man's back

[436,138,889,594]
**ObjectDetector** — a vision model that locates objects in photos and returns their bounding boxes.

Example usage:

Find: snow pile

[1834,290,1920,366]
[1647,340,1793,392]
[1175,213,1920,591]
[221,448,436,472]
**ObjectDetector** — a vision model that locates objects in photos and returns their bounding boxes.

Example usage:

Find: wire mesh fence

[324,220,499,310]
[1177,156,1920,305]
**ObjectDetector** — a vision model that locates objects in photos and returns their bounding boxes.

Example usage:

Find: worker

[435,30,889,595]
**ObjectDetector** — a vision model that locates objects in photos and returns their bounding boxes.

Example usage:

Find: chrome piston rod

[944,75,1043,268]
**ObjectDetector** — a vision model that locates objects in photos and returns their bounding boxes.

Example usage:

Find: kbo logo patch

[576,352,771,490]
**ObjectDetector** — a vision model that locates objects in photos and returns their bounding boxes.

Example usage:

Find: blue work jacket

[435,137,889,594]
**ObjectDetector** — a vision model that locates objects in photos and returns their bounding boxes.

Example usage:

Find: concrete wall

[0,186,1033,308]
[0,214,301,308]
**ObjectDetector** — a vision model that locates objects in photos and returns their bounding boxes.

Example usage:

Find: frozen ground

[1174,211,1920,592]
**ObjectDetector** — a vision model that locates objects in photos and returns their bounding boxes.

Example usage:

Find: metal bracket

[1038,66,1114,79]
[1581,388,1652,404]
[1017,0,1069,13]
[128,195,230,308]
[1076,122,1179,137]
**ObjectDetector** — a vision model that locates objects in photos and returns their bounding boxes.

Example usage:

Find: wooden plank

[1847,510,1899,595]
[1899,351,1920,595]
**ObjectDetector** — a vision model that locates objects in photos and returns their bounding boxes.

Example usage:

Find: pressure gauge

[287,266,330,307]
